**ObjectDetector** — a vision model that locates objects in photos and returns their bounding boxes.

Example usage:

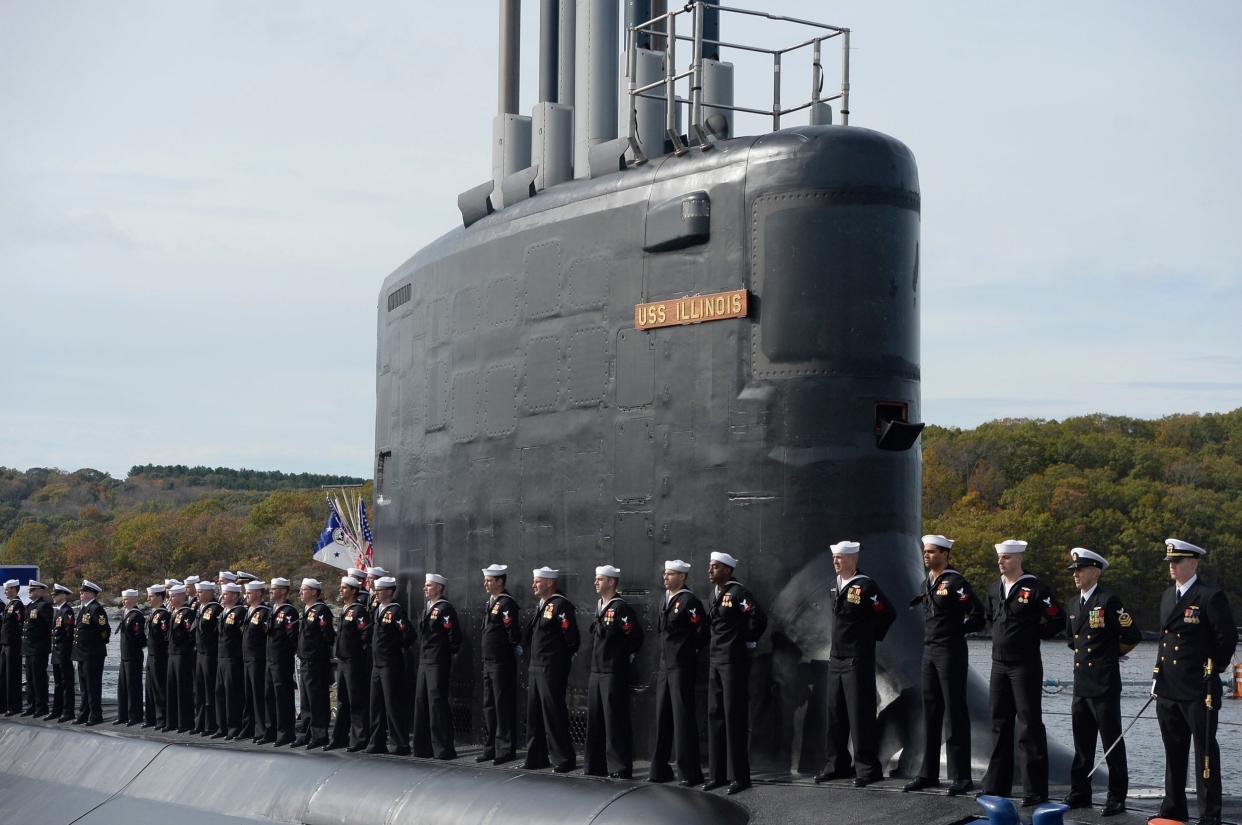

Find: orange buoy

[1234,662,1242,698]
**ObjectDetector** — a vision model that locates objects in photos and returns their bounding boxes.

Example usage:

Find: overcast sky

[2,2,1239,479]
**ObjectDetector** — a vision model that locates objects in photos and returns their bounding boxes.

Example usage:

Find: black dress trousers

[584,670,633,776]
[1068,692,1126,802]
[823,655,882,781]
[524,665,573,769]
[368,660,410,753]
[144,653,167,727]
[982,659,1048,799]
[480,661,517,760]
[330,656,371,749]
[24,651,50,715]
[116,655,143,722]
[919,641,972,782]
[166,653,195,731]
[706,660,750,785]
[650,666,703,784]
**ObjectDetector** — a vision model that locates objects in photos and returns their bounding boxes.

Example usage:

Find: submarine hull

[374,124,929,773]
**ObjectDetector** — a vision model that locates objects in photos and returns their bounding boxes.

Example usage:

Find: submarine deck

[2,716,1238,825]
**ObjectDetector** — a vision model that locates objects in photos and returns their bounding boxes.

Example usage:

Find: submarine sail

[373,0,928,775]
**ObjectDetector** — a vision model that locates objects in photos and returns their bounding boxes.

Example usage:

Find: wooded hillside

[1,410,1239,627]
[0,465,365,595]
[922,409,1241,630]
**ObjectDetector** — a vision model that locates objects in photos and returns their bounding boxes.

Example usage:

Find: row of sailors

[0,556,764,794]
[0,538,1235,820]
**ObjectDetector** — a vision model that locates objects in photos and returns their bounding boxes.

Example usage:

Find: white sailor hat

[147,584,167,595]
[184,575,201,585]
[375,576,397,590]
[341,576,361,589]
[244,580,266,592]
[218,571,237,582]
[922,534,954,550]
[830,540,861,556]
[366,566,389,577]
[165,578,182,587]
[169,584,188,596]
[595,564,621,578]
[121,589,141,599]
[80,579,102,593]
[53,583,72,595]
[347,567,367,580]
[300,577,323,590]
[1066,547,1109,571]
[425,573,447,586]
[28,580,47,590]
[664,559,691,573]
[2,579,19,589]
[221,582,242,594]
[235,571,257,583]
[270,577,291,588]
[195,580,216,591]
[995,539,1028,555]
[710,551,739,569]
[532,566,559,580]
[481,564,509,577]
[1164,538,1206,561]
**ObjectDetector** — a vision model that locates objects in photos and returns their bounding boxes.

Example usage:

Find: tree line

[1,408,1238,625]
[922,409,1241,631]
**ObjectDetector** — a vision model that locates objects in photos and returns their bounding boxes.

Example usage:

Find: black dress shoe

[1101,801,1126,817]
[553,762,576,773]
[1021,795,1049,807]
[521,760,549,770]
[364,745,388,755]
[189,727,203,735]
[1194,817,1222,825]
[701,780,728,791]
[390,747,412,756]
[903,777,940,792]
[126,721,140,727]
[41,713,57,721]
[438,752,458,761]
[727,781,751,795]
[346,744,365,753]
[854,776,877,788]
[609,770,632,779]
[140,723,155,729]
[273,737,295,747]
[1061,794,1091,809]
[20,709,36,717]
[647,773,673,784]
[208,731,226,739]
[308,739,329,750]
[475,754,495,763]
[947,779,975,796]
[113,719,127,725]
[813,769,854,783]
[323,742,342,752]
[292,738,308,747]
[493,754,516,765]
[85,720,101,727]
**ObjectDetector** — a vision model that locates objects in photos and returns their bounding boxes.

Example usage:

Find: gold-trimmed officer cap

[1163,538,1205,561]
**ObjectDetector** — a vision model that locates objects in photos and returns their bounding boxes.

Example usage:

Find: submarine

[0,3,1099,824]
[371,0,933,778]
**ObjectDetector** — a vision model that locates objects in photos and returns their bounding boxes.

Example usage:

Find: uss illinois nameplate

[634,288,748,331]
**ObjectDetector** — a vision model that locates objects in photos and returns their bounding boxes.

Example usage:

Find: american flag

[357,499,375,568]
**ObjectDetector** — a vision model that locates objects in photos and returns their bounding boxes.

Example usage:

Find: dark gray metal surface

[0,719,748,825]
[373,124,952,775]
